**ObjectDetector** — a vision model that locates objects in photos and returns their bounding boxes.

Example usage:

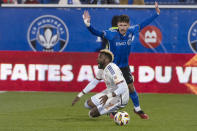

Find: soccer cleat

[108,112,117,119]
[134,109,149,119]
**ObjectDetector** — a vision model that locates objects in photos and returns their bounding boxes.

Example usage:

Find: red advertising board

[0,51,196,94]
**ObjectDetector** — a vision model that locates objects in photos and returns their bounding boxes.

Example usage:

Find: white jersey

[96,63,126,91]
[89,63,129,115]
[82,63,129,115]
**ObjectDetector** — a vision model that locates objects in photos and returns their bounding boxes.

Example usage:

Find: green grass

[0,92,196,131]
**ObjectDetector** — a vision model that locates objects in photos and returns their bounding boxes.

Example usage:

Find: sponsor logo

[115,35,134,46]
[188,20,197,53]
[27,15,69,52]
[139,26,162,48]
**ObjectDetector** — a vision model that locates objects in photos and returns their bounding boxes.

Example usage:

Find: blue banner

[0,7,196,53]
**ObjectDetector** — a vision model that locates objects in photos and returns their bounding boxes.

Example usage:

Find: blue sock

[129,90,140,107]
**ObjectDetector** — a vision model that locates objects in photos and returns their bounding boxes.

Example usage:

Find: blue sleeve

[128,25,140,34]
[87,25,104,37]
[139,12,159,30]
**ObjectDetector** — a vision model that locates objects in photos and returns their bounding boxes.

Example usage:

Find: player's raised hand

[83,10,90,22]
[83,10,91,27]
[155,1,160,15]
[72,96,80,106]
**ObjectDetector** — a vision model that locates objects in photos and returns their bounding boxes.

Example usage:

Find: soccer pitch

[0,92,196,131]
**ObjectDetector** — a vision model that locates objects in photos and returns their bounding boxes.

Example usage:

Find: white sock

[134,106,141,112]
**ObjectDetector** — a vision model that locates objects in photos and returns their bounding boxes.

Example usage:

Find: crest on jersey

[188,20,197,53]
[127,34,134,45]
[27,15,69,52]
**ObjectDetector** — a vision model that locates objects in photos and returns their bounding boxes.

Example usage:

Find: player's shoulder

[129,24,138,29]
[108,63,119,68]
[103,28,118,39]
[105,63,119,74]
[105,28,118,33]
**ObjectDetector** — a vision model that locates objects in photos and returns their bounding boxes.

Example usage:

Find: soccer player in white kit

[72,49,129,117]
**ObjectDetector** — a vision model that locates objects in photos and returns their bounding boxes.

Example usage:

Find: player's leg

[120,66,140,108]
[84,98,101,117]
[99,96,124,116]
[89,94,123,118]
[84,90,107,110]
[128,83,148,119]
[128,83,140,110]
[120,66,149,119]
[87,91,108,117]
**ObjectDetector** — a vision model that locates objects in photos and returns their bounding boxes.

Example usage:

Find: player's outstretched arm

[83,11,104,37]
[155,1,160,15]
[72,78,100,106]
[72,96,80,106]
[137,1,160,31]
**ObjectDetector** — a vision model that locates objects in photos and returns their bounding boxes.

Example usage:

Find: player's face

[97,53,106,69]
[118,22,130,36]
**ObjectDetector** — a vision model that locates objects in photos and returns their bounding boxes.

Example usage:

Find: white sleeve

[114,82,128,96]
[96,69,103,80]
[82,78,100,94]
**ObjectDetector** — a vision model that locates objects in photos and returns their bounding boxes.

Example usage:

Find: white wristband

[84,19,90,27]
[107,93,112,98]
[77,92,84,98]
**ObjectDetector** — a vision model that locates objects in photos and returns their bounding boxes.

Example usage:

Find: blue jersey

[87,12,159,68]
[103,25,139,67]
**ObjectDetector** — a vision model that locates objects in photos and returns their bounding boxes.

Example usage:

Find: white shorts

[91,89,128,115]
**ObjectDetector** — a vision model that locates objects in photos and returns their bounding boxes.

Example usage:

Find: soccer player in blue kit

[83,2,160,119]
